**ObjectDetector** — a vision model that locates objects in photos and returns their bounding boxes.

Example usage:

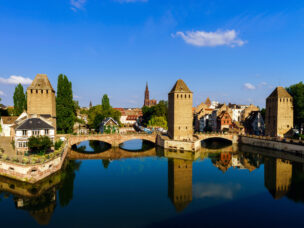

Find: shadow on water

[119,139,155,152]
[201,138,232,149]
[71,140,111,154]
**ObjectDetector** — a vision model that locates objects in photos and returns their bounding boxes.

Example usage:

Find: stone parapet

[0,143,68,183]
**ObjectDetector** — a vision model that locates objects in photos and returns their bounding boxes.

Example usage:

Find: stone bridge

[195,133,239,144]
[66,132,239,148]
[68,147,156,160]
[67,133,157,147]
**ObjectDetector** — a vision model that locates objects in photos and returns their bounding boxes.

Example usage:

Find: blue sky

[0,0,303,108]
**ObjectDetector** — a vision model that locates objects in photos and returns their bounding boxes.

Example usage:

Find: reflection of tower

[15,188,56,226]
[264,158,292,199]
[168,158,193,212]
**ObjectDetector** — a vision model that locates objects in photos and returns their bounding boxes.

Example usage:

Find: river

[0,139,304,228]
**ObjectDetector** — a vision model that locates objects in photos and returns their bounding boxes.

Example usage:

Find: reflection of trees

[89,141,111,153]
[286,163,304,203]
[102,159,110,169]
[58,160,81,207]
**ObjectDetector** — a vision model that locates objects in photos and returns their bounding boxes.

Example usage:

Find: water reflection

[72,140,111,154]
[2,144,304,226]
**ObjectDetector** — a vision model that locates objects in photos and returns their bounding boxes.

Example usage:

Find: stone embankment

[0,142,69,183]
[239,135,304,155]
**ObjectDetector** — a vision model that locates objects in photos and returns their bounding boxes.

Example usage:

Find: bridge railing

[68,132,157,137]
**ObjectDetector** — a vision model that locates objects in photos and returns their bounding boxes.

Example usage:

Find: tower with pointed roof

[144,82,150,107]
[27,74,56,129]
[265,86,293,137]
[168,79,193,141]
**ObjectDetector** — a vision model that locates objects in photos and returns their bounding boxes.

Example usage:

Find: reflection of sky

[193,183,241,200]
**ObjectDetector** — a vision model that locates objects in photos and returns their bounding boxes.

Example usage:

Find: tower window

[189,94,190,98]
[46,90,48,94]
[31,89,33,93]
[36,90,38,93]
[180,94,182,99]
[41,90,43,94]
[177,94,179,98]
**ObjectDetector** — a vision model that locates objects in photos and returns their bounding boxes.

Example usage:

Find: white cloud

[74,94,80,99]
[70,0,86,11]
[0,90,4,96]
[0,75,33,85]
[244,83,256,90]
[173,30,246,47]
[114,0,148,2]
[193,183,241,200]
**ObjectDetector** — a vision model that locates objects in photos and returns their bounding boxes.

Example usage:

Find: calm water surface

[1,139,304,228]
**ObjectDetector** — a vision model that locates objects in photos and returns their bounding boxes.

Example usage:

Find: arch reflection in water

[72,140,111,154]
[119,139,155,152]
[201,137,232,149]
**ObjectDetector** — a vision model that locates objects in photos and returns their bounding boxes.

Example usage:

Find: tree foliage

[56,74,75,133]
[286,82,304,130]
[28,136,53,154]
[87,95,121,130]
[102,94,111,111]
[13,83,26,116]
[142,100,168,127]
[147,116,167,129]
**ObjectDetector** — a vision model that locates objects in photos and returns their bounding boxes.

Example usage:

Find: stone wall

[0,143,68,183]
[239,136,304,154]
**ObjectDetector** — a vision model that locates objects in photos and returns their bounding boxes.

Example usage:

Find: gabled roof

[101,117,119,126]
[268,87,292,98]
[27,74,54,92]
[1,116,18,125]
[169,79,192,93]
[16,118,54,130]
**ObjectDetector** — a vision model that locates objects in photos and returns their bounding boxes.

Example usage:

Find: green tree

[28,136,53,154]
[102,94,111,111]
[56,74,75,133]
[148,116,167,129]
[286,82,304,131]
[142,100,168,126]
[87,95,121,130]
[13,83,26,116]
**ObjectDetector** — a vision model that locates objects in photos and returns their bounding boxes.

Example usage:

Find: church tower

[144,82,150,107]
[168,79,193,141]
[265,87,293,137]
[27,74,56,129]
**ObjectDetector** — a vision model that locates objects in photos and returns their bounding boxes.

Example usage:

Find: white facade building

[15,117,55,151]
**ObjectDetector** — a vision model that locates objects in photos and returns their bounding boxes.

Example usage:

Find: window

[189,94,191,98]
[33,130,40,136]
[177,94,179,98]
[22,130,27,136]
[45,129,49,135]
[36,90,38,93]
[46,90,48,94]
[18,142,22,148]
[41,90,43,94]
[31,89,33,94]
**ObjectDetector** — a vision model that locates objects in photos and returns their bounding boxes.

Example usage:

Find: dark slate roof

[169,79,192,93]
[16,118,54,130]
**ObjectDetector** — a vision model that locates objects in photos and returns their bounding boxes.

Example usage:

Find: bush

[55,140,63,150]
[28,136,53,155]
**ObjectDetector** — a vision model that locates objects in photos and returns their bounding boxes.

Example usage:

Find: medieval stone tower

[265,87,293,137]
[27,74,56,129]
[168,79,193,141]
